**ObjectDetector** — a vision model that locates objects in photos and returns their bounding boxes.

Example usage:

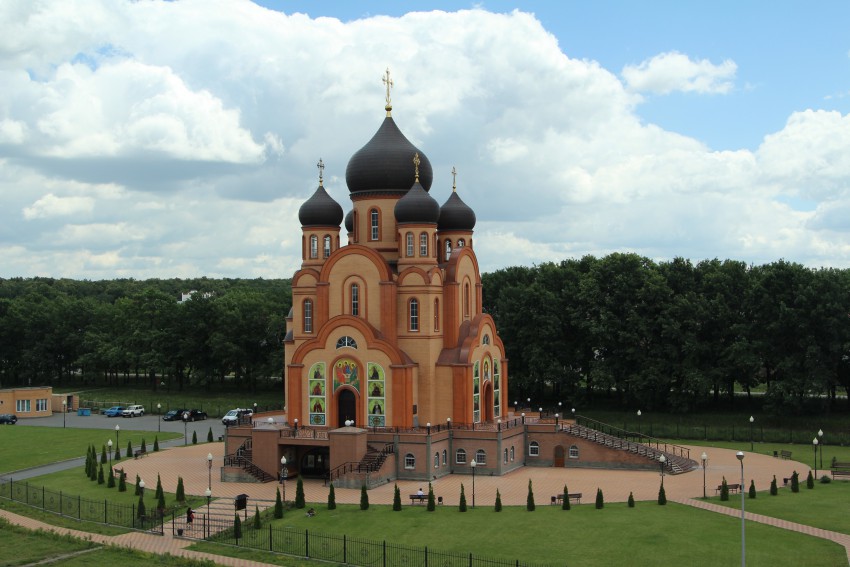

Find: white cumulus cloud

[622,51,737,95]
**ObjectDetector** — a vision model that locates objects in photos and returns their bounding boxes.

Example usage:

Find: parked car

[222,408,252,426]
[162,408,188,421]
[122,405,145,417]
[0,414,17,425]
[184,409,207,421]
[103,406,125,417]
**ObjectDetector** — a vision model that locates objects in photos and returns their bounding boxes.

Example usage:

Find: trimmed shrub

[628,492,635,508]
[296,477,306,509]
[749,480,756,499]
[101,445,107,465]
[526,479,535,511]
[107,470,116,488]
[392,484,401,511]
[157,492,166,512]
[806,471,814,489]
[495,489,502,512]
[207,427,214,443]
[720,477,729,501]
[135,474,142,496]
[97,464,105,485]
[192,431,198,445]
[127,441,132,458]
[114,445,121,461]
[153,437,159,452]
[234,514,242,541]
[459,484,467,512]
[562,484,570,511]
[253,505,261,529]
[141,438,147,453]
[137,495,146,518]
[274,488,283,518]
[791,471,800,493]
[329,483,337,510]
[360,485,369,510]
[820,475,832,484]
[595,488,604,509]
[770,475,778,496]
[176,476,186,503]
[155,474,163,502]
[658,483,666,505]
[118,470,127,492]
[427,483,435,512]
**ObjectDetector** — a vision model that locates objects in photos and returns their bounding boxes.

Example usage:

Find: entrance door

[554,445,565,467]
[337,389,356,427]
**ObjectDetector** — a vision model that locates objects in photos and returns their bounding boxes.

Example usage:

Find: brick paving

[4,441,848,565]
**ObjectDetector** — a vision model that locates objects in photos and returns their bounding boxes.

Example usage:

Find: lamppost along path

[701,452,708,499]
[470,458,477,508]
[737,451,746,567]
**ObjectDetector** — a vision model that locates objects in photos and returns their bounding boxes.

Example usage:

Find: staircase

[223,439,276,483]
[565,418,699,474]
[326,443,394,487]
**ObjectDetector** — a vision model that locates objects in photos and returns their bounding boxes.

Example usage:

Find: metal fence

[0,478,164,534]
[185,515,554,567]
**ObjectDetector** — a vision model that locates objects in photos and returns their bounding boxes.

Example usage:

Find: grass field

[188,502,847,567]
[667,439,850,469]
[0,426,182,474]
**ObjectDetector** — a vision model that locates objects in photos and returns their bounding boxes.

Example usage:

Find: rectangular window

[406,233,414,257]
[351,284,359,316]
[323,236,331,258]
[304,300,313,333]
[405,454,416,469]
[409,299,419,331]
[371,210,379,240]
[16,399,31,413]
[310,236,318,258]
[419,233,428,256]
[456,449,467,464]
[36,398,48,412]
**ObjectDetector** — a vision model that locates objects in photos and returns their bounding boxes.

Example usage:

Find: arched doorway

[337,389,356,427]
[554,445,565,467]
[483,382,494,422]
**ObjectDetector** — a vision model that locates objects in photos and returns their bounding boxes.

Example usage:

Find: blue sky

[2,1,850,279]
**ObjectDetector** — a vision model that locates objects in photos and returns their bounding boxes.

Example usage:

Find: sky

[2,0,850,280]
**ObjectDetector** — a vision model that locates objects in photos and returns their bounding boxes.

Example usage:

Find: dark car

[0,414,18,424]
[178,409,207,422]
[162,409,189,421]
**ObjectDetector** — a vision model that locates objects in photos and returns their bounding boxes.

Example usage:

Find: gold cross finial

[382,67,393,116]
[317,158,325,186]
[413,153,420,182]
[451,166,457,192]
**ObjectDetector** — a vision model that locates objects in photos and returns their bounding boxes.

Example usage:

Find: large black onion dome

[298,184,344,227]
[438,191,476,231]
[344,209,353,233]
[395,181,440,224]
[346,117,433,194]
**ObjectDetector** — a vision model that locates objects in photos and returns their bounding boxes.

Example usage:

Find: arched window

[444,239,452,261]
[335,336,357,349]
[351,283,359,316]
[463,282,470,318]
[303,300,313,333]
[503,448,508,464]
[370,208,379,240]
[475,449,487,465]
[323,235,331,258]
[529,441,539,457]
[406,232,414,256]
[409,298,419,331]
[442,449,447,466]
[434,452,439,468]
[457,238,465,248]
[569,445,579,459]
[419,232,428,256]
[483,334,490,345]
[309,235,318,259]
[510,446,515,461]
[433,298,440,331]
[455,448,467,464]
[405,453,416,469]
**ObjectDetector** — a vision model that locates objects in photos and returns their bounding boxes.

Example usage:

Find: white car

[122,405,145,417]
[222,408,252,426]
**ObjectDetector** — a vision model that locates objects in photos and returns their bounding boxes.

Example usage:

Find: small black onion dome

[394,181,440,224]
[344,209,353,233]
[346,117,433,194]
[438,191,476,231]
[298,184,344,227]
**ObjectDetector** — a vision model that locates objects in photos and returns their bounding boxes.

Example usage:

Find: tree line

[482,254,850,415]
[0,277,291,393]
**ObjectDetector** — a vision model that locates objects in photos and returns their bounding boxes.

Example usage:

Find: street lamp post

[818,429,824,470]
[470,459,477,508]
[253,402,258,415]
[637,410,642,435]
[555,413,559,428]
[108,439,113,469]
[737,451,745,567]
[749,416,754,452]
[62,399,67,428]
[280,456,288,502]
[426,422,431,435]
[183,412,189,445]
[701,452,708,499]
[205,487,211,538]
[447,417,451,430]
[115,424,120,449]
[139,479,145,497]
[658,454,666,483]
[207,452,213,491]
[521,412,525,424]
[813,438,819,479]
[157,403,161,432]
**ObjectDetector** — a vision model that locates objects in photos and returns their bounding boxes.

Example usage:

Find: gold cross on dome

[413,153,420,182]
[317,158,325,185]
[451,166,457,192]
[382,67,393,114]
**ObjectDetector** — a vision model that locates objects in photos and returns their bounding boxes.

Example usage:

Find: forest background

[2,253,849,418]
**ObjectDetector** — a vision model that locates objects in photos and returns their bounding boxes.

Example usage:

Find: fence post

[42,485,45,509]
[270,524,273,552]
[425,545,428,567]
[26,481,29,505]
[59,490,62,516]
[383,540,386,567]
[469,552,473,567]
[78,495,81,519]
[132,503,135,528]
[306,529,309,558]
[104,499,107,524]
[344,534,346,564]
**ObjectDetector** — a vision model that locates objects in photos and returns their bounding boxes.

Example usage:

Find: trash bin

[77,408,91,416]
[235,494,248,511]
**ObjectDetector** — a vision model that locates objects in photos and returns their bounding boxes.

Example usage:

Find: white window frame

[442,449,447,467]
[409,298,419,331]
[370,209,379,240]
[309,235,318,259]
[405,453,416,469]
[569,445,579,459]
[16,399,31,413]
[529,441,539,457]
[323,235,331,258]
[419,232,428,256]
[510,446,515,461]
[406,232,414,257]
[434,452,440,469]
[456,448,467,464]
[303,300,313,333]
[475,449,487,465]
[351,284,359,316]
[36,398,48,412]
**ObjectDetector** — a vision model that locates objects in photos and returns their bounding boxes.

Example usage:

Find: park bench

[552,493,582,505]
[779,450,792,460]
[715,483,741,494]
[831,462,850,480]
[133,448,147,459]
[409,494,427,504]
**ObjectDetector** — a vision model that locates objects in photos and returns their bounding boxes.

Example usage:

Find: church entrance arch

[483,382,494,422]
[337,388,357,427]
[554,445,565,467]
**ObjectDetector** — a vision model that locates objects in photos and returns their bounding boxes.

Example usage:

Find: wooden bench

[715,483,741,494]
[779,450,792,460]
[831,462,850,480]
[409,494,427,504]
[553,493,582,504]
[133,448,147,459]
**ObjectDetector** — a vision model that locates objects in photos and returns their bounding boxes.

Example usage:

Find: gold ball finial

[317,158,325,186]
[382,67,393,116]
[413,153,420,182]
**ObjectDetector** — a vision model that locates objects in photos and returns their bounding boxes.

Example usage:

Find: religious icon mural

[333,358,360,392]
[367,362,386,427]
[308,362,326,426]
[473,360,481,423]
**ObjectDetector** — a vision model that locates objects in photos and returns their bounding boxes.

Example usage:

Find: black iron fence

[182,515,554,567]
[0,478,164,534]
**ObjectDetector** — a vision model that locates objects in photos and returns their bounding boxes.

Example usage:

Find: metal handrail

[574,415,691,460]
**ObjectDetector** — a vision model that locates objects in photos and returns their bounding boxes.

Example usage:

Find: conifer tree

[253,505,261,529]
[526,479,535,511]
[295,477,305,509]
[628,492,635,508]
[749,479,757,498]
[114,444,121,460]
[791,471,800,493]
[137,494,146,518]
[459,484,467,512]
[107,469,116,488]
[118,470,127,492]
[392,484,401,511]
[274,487,283,518]
[495,489,502,512]
[127,440,132,458]
[176,476,185,502]
[97,464,105,485]
[141,438,146,453]
[192,430,198,445]
[155,474,164,502]
[207,427,214,442]
[427,483,436,511]
[157,492,166,513]
[360,484,369,510]
[595,488,604,509]
[328,483,337,510]
[720,477,729,501]
[153,437,159,452]
[562,484,570,510]
[101,445,107,464]
[134,473,142,495]
[658,482,666,505]
[234,514,242,541]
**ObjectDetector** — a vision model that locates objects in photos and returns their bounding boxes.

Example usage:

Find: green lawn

[0,426,182,474]
[709,478,850,535]
[192,502,845,567]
